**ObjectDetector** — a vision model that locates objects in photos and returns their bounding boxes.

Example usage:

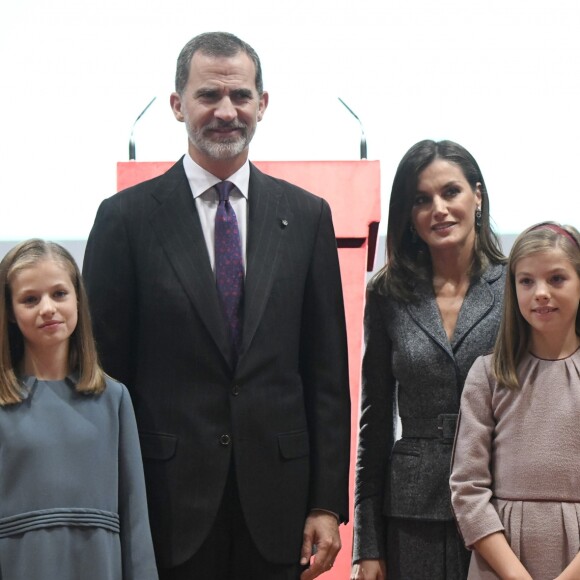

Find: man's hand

[300,510,341,580]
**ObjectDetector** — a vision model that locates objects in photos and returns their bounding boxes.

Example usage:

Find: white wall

[1,0,579,243]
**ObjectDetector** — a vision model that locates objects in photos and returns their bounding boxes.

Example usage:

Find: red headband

[530,223,580,250]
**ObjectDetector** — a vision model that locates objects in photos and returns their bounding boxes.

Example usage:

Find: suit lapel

[407,263,503,357]
[240,164,288,359]
[407,281,453,358]
[147,160,232,364]
[451,263,502,350]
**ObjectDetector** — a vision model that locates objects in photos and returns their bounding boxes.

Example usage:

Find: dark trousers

[159,464,306,580]
[386,518,470,580]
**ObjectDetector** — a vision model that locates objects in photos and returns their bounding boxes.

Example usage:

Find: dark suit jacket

[83,159,350,568]
[352,263,506,562]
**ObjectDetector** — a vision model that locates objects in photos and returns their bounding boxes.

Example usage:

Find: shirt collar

[183,154,250,200]
[18,372,79,400]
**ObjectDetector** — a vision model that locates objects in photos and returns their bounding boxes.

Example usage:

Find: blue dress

[0,375,158,580]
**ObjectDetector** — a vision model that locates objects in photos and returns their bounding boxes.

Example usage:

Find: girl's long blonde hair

[0,239,106,405]
[493,222,580,390]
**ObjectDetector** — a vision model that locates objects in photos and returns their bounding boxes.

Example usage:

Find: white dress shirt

[182,153,249,274]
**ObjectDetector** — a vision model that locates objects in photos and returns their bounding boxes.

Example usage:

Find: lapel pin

[281,219,288,229]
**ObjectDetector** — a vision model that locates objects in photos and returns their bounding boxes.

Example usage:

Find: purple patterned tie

[215,181,244,357]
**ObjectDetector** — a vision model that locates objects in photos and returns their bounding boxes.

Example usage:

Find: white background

[1,0,579,241]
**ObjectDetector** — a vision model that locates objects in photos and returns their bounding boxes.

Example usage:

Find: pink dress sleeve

[450,355,505,548]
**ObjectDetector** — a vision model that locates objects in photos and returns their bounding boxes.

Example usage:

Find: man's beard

[189,120,256,160]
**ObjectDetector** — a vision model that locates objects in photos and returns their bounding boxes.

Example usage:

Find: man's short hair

[175,31,264,96]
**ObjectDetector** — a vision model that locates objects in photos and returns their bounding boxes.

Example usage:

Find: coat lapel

[451,263,503,350]
[407,281,453,358]
[240,164,288,359]
[407,263,503,357]
[147,160,232,365]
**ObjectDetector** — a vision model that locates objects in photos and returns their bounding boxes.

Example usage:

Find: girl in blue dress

[0,239,158,580]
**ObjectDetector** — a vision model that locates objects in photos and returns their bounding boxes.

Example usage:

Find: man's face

[170,51,268,175]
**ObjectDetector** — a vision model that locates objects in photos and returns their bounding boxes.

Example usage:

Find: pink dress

[450,348,580,579]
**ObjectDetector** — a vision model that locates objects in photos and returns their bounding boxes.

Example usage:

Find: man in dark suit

[83,31,350,580]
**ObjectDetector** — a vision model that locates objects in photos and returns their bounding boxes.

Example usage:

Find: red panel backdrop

[117,160,381,579]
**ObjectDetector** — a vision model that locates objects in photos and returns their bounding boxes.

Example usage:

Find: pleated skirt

[467,499,580,580]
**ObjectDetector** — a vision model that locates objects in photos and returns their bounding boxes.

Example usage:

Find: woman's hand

[350,559,387,580]
[553,549,580,579]
[473,533,532,580]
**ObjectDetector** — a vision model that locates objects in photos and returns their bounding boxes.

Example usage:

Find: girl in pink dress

[451,222,580,580]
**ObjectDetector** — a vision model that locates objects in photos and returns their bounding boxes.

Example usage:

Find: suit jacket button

[219,434,231,446]
[232,385,240,396]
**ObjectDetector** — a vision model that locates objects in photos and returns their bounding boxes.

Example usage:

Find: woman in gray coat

[351,140,506,580]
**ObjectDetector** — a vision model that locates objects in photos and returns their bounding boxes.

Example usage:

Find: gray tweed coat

[353,263,506,562]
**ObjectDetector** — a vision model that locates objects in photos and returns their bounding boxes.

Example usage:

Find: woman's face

[411,159,481,255]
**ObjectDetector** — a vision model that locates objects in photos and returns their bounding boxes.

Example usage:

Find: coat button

[219,434,231,446]
[232,385,240,396]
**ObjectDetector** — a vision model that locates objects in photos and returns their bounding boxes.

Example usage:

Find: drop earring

[410,223,417,243]
[475,207,482,232]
